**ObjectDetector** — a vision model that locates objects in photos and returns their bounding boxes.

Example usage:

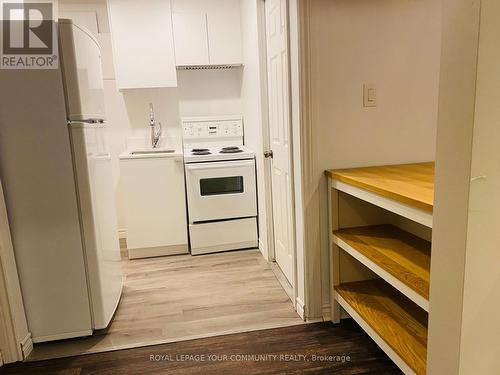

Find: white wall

[428,0,500,372]
[459,1,500,370]
[307,0,442,312]
[59,0,245,230]
[239,0,269,259]
[177,69,243,116]
[427,0,500,372]
[426,0,479,372]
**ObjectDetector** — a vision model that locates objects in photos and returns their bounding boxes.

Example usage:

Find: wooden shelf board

[334,225,430,309]
[326,163,434,213]
[335,279,428,375]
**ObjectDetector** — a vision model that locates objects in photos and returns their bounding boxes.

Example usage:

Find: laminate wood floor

[27,249,303,361]
[3,321,401,374]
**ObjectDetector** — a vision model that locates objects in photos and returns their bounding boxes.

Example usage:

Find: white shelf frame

[335,291,417,375]
[327,173,432,374]
[333,235,429,312]
[332,179,433,228]
[328,178,341,323]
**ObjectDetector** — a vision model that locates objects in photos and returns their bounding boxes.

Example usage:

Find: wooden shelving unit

[335,280,428,375]
[326,163,434,227]
[326,162,434,375]
[333,225,431,311]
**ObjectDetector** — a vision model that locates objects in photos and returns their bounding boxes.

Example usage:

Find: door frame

[260,0,325,321]
[293,0,330,321]
[0,181,33,364]
[259,0,308,319]
[0,253,19,365]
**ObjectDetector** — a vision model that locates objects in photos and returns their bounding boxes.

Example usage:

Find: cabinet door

[206,3,242,65]
[121,158,188,250]
[172,12,209,66]
[108,0,177,89]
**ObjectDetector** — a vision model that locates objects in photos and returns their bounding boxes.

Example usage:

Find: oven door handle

[186,160,255,171]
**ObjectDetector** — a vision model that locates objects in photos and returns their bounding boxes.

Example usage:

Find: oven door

[185,160,257,223]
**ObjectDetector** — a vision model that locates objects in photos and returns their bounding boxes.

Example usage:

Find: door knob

[264,150,274,159]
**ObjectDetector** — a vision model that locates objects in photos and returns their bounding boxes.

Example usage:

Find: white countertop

[119,147,183,160]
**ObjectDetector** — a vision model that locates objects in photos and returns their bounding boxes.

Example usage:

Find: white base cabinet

[120,154,188,259]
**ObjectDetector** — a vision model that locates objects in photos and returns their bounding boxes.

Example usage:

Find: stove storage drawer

[189,218,258,255]
[185,159,257,222]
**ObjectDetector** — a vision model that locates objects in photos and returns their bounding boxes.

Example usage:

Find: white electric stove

[182,116,258,255]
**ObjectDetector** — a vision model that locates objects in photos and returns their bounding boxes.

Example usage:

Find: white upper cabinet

[172,0,242,67]
[107,0,177,89]
[206,2,242,65]
[172,12,210,66]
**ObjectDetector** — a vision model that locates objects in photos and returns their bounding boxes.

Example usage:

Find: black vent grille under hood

[176,64,243,70]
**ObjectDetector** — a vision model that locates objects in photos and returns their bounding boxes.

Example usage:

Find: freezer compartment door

[59,19,105,121]
[70,123,123,329]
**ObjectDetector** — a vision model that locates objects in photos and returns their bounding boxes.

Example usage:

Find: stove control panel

[182,117,243,140]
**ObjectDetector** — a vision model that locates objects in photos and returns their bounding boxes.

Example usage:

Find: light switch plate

[363,84,377,107]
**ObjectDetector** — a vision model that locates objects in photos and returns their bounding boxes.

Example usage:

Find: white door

[265,0,294,284]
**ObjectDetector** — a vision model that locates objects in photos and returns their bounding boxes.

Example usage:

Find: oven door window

[200,176,244,196]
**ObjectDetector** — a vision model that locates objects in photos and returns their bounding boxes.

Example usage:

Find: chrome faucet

[149,103,162,148]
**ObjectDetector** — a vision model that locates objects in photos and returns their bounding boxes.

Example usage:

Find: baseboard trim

[326,302,350,322]
[128,244,188,260]
[270,263,293,302]
[118,230,127,251]
[118,229,127,239]
[258,238,270,260]
[295,297,305,320]
[32,329,92,344]
[341,309,350,320]
[322,303,331,322]
[20,333,33,359]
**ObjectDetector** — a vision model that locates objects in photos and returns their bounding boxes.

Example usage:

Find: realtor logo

[1,2,58,69]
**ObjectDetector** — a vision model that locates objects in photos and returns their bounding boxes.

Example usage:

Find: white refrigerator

[0,19,123,342]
